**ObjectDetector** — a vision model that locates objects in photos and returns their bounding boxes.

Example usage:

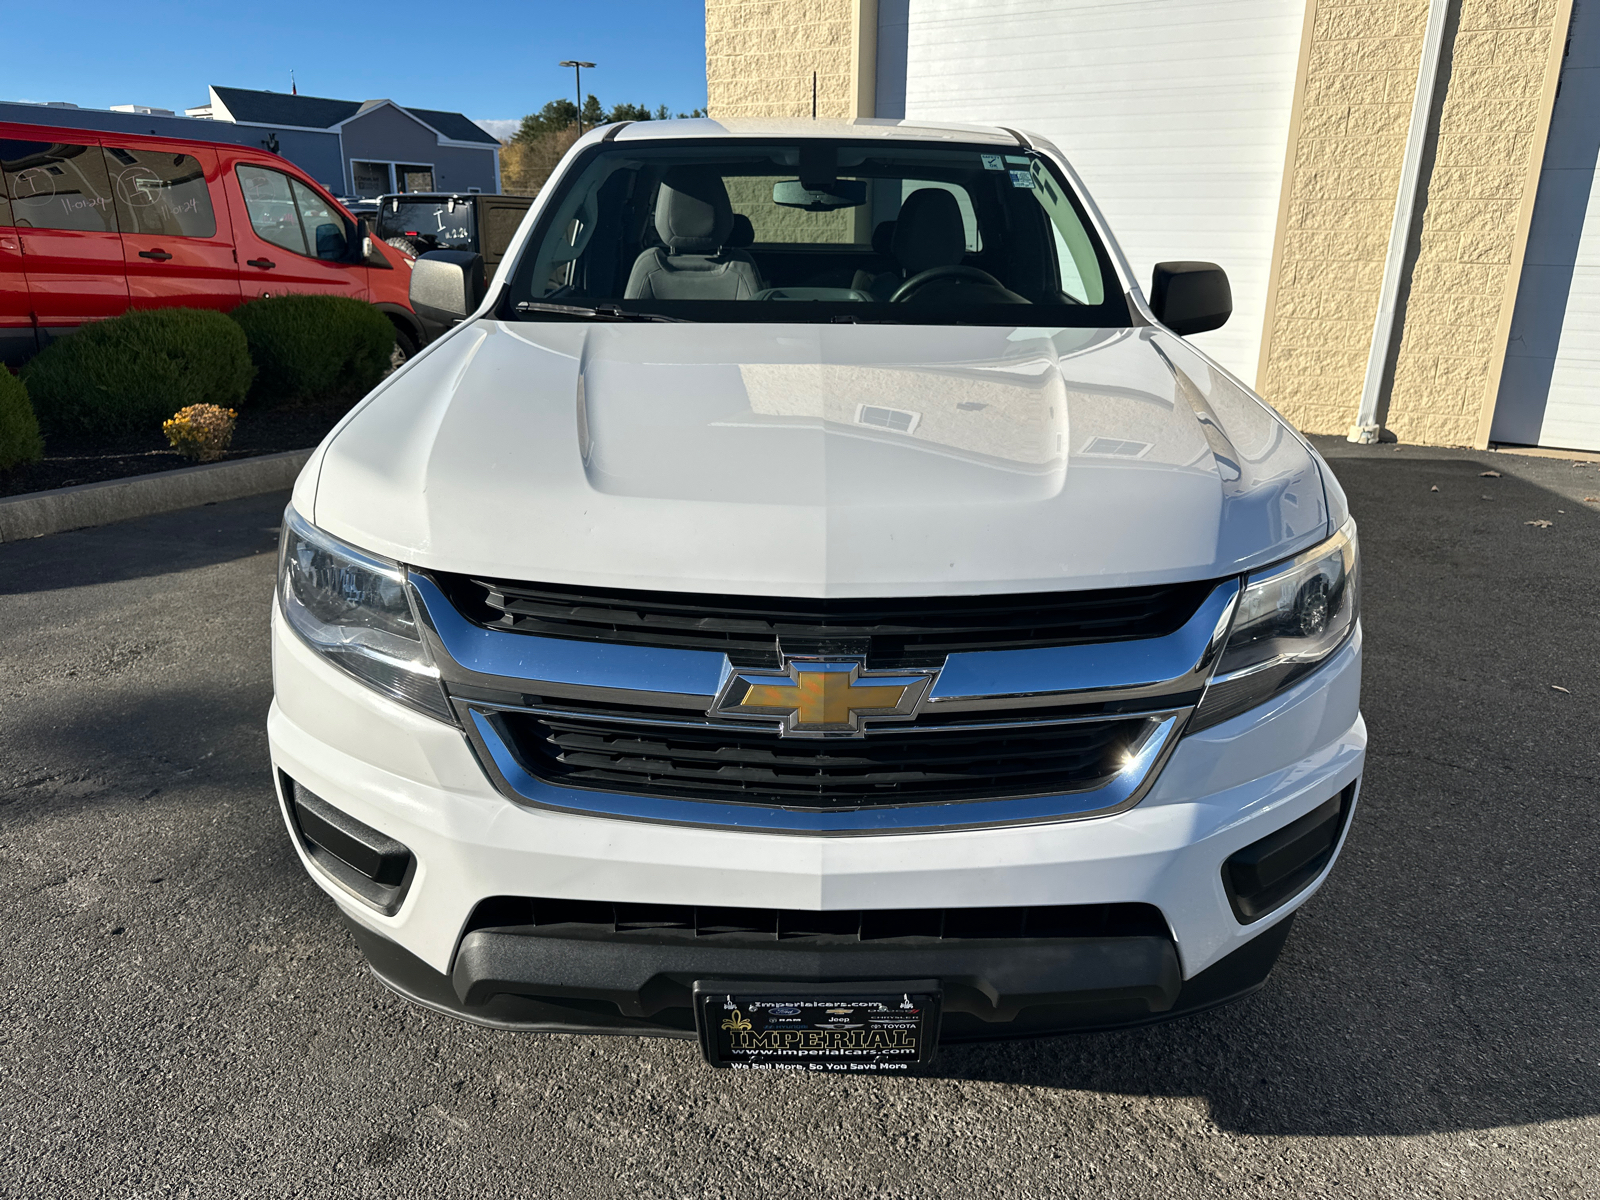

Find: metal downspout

[1348,0,1452,444]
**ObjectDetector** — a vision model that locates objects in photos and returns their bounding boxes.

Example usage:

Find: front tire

[388,325,419,374]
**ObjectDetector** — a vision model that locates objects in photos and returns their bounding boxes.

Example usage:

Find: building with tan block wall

[705,0,1598,452]
[706,0,858,119]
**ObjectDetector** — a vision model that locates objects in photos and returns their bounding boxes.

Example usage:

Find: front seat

[727,212,756,249]
[888,187,1025,305]
[851,220,899,300]
[891,189,967,278]
[624,169,764,300]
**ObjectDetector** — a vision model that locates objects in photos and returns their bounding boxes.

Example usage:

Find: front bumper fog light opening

[1222,782,1356,923]
[282,774,415,916]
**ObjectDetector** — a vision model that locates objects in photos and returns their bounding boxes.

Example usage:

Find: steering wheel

[890,264,1009,303]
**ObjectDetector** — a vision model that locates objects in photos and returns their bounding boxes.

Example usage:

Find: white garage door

[1491,0,1600,452]
[883,0,1305,387]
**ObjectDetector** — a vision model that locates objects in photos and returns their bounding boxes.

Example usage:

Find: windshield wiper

[514,300,690,323]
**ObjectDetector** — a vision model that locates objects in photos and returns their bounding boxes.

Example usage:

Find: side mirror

[314,222,346,261]
[410,249,487,330]
[1150,262,1231,336]
[355,215,374,263]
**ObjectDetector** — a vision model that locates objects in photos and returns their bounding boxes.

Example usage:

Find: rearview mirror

[1150,262,1231,336]
[772,179,867,211]
[410,249,486,331]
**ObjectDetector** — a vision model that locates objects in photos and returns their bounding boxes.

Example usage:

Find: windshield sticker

[1005,155,1031,166]
[980,154,1005,171]
[1009,170,1036,189]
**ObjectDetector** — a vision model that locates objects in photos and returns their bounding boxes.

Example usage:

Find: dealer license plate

[694,980,940,1072]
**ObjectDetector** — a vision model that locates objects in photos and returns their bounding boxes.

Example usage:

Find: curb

[0,449,311,543]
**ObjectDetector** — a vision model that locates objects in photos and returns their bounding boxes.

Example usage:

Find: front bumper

[268,606,1364,1038]
[342,907,1299,1041]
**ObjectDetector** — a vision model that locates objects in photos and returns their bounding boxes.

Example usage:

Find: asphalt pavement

[2,439,1598,1198]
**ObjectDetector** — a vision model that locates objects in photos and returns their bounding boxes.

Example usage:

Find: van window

[0,141,118,233]
[290,179,348,260]
[238,165,350,261]
[102,147,217,239]
[237,164,307,255]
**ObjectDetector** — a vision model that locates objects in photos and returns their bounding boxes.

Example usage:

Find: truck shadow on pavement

[927,453,1600,1135]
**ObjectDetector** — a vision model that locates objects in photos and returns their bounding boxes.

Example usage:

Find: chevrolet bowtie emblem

[710,658,938,737]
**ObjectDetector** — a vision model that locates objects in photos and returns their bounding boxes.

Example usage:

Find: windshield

[503,139,1130,325]
[375,197,476,251]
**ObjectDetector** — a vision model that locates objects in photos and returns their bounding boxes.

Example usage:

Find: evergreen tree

[607,102,655,123]
[516,99,578,141]
[511,97,707,148]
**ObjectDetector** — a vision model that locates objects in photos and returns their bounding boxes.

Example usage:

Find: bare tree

[500,126,583,196]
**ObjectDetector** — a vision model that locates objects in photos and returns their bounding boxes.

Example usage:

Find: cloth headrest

[727,213,755,248]
[891,189,966,276]
[654,168,734,255]
[871,220,896,257]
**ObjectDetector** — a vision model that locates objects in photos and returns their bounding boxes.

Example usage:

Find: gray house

[190,86,502,197]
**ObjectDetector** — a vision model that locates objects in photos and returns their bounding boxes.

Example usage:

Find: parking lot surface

[3,440,1598,1198]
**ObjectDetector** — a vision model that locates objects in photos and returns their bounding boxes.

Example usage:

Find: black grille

[493,709,1144,809]
[465,896,1169,943]
[432,573,1214,667]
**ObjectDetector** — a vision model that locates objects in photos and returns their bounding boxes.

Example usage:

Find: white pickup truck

[269,118,1362,1071]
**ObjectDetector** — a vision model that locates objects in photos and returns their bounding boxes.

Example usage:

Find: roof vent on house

[111,104,176,116]
[45,102,79,108]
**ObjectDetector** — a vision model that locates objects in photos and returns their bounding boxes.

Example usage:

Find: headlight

[1191,518,1359,731]
[278,507,452,721]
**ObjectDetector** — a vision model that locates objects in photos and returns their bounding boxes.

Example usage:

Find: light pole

[559,61,596,132]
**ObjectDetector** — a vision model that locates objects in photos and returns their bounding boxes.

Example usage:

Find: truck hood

[309,320,1329,597]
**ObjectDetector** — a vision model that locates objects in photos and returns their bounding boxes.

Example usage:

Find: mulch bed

[0,404,350,499]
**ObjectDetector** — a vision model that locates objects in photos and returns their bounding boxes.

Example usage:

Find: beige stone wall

[724,175,856,243]
[1260,0,1567,443]
[1385,0,1563,446]
[1258,0,1430,436]
[706,0,856,119]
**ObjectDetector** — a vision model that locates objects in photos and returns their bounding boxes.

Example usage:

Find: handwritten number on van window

[105,149,217,239]
[0,143,119,233]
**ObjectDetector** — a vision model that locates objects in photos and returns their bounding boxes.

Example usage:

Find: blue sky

[5,1,708,140]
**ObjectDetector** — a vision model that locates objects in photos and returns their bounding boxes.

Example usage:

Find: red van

[0,120,422,367]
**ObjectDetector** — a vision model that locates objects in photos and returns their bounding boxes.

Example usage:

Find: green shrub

[0,368,44,470]
[21,308,254,441]
[230,295,395,408]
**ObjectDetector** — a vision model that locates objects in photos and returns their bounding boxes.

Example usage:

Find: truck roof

[608,117,1025,147]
